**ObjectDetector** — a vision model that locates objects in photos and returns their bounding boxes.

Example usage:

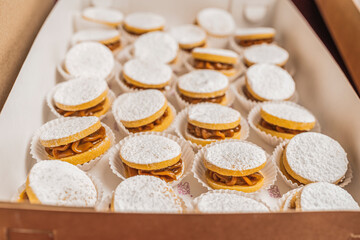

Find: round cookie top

[133,32,178,64]
[192,47,238,59]
[178,70,228,94]
[114,90,166,122]
[204,141,267,171]
[261,102,315,123]
[82,7,124,24]
[124,12,165,30]
[285,132,348,183]
[196,191,269,213]
[28,160,97,207]
[235,27,275,38]
[246,63,295,101]
[244,44,289,65]
[113,175,182,213]
[196,8,235,36]
[300,182,359,211]
[123,59,172,86]
[188,103,240,125]
[65,42,114,79]
[169,24,206,45]
[120,135,181,165]
[53,77,108,107]
[71,29,119,44]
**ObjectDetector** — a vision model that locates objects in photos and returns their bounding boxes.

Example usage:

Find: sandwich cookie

[278,188,303,211]
[111,175,183,213]
[112,90,175,133]
[243,44,289,67]
[123,12,165,36]
[71,29,122,51]
[82,7,124,28]
[169,24,207,51]
[196,8,235,37]
[235,27,275,47]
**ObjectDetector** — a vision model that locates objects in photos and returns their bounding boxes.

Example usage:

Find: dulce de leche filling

[259,118,307,135]
[126,108,169,133]
[123,159,183,182]
[242,86,261,102]
[122,76,166,91]
[180,93,225,104]
[194,59,234,71]
[187,123,241,140]
[207,169,263,186]
[105,39,121,51]
[55,99,106,117]
[45,126,106,159]
[236,37,274,47]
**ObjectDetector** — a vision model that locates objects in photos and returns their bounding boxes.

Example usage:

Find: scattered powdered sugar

[300,182,359,211]
[205,141,267,171]
[244,44,289,65]
[178,70,228,93]
[235,27,275,37]
[123,59,172,85]
[71,29,119,44]
[65,42,114,79]
[286,132,348,183]
[28,161,97,207]
[262,102,315,123]
[193,47,238,59]
[246,63,295,100]
[40,116,99,141]
[53,77,108,106]
[197,8,235,36]
[134,32,178,64]
[114,90,166,122]
[124,12,165,30]
[82,7,124,23]
[120,135,181,164]
[196,192,269,213]
[169,24,206,45]
[188,103,240,125]
[113,175,182,213]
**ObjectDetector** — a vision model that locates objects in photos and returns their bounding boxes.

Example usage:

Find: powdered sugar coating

[83,7,124,23]
[123,59,172,85]
[244,44,289,65]
[262,102,315,123]
[169,24,206,45]
[205,141,267,171]
[53,77,108,106]
[286,132,348,183]
[134,32,178,64]
[71,29,119,44]
[197,8,235,36]
[193,47,238,59]
[65,42,114,79]
[235,27,275,37]
[114,90,166,122]
[196,192,269,213]
[28,161,97,207]
[113,175,182,213]
[300,182,359,211]
[40,116,99,141]
[124,12,165,30]
[247,63,295,100]
[120,135,181,164]
[188,103,240,125]
[178,70,228,93]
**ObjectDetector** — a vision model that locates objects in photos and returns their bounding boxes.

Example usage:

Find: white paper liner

[46,86,116,121]
[174,105,249,151]
[247,102,321,147]
[273,187,303,212]
[30,120,116,171]
[229,36,244,55]
[206,35,230,48]
[192,189,272,213]
[192,139,277,193]
[271,141,353,189]
[230,76,299,112]
[108,131,194,187]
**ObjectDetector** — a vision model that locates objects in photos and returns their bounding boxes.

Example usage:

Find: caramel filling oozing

[236,37,274,47]
[55,99,106,117]
[122,76,166,91]
[182,42,206,52]
[194,59,234,71]
[105,39,121,51]
[126,108,169,133]
[124,159,183,182]
[187,123,241,140]
[45,126,106,159]
[180,93,225,104]
[207,169,263,186]
[259,118,307,135]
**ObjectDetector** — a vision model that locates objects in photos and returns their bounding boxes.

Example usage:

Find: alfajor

[192,48,239,77]
[64,42,115,79]
[113,90,174,133]
[243,44,289,67]
[19,160,98,207]
[169,24,207,51]
[280,132,348,185]
[257,102,316,139]
[185,103,242,146]
[123,12,165,35]
[111,175,183,213]
[203,141,267,192]
[71,29,122,51]
[196,8,235,37]
[244,63,295,102]
[280,188,303,211]
[177,70,229,105]
[122,59,172,90]
[82,7,124,28]
[119,134,184,183]
[52,77,111,117]
[235,27,275,47]
[39,117,111,165]
[133,32,178,64]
